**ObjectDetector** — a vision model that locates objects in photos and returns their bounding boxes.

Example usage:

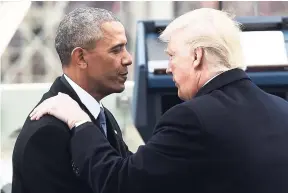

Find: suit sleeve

[22,122,77,193]
[70,104,204,193]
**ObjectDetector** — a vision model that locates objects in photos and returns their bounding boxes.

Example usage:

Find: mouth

[119,72,128,78]
[120,72,128,76]
[119,72,128,81]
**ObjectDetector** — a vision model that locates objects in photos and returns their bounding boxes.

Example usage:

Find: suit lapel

[104,108,125,155]
[50,75,124,152]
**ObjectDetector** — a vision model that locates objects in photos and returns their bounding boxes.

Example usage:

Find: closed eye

[167,53,174,60]
[164,49,174,58]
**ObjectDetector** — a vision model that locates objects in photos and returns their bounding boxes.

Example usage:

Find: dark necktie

[99,107,107,137]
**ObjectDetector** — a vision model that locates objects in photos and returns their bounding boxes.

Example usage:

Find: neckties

[98,107,107,136]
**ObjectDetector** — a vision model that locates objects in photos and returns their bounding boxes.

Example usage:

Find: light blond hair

[159,8,246,71]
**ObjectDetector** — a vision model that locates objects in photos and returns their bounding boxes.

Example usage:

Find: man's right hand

[29,92,91,129]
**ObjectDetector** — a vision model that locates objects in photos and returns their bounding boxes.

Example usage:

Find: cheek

[107,55,122,72]
[174,69,190,85]
[172,60,191,83]
[90,55,118,75]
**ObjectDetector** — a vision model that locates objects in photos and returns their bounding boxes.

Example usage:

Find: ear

[192,47,203,69]
[71,47,88,69]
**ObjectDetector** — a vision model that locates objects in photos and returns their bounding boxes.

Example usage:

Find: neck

[63,68,104,102]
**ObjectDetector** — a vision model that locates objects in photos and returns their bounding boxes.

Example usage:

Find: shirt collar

[63,74,102,120]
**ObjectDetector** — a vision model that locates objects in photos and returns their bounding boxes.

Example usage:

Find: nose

[122,50,132,66]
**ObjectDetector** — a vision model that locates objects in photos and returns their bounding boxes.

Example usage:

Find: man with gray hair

[12,7,132,193]
[30,8,288,193]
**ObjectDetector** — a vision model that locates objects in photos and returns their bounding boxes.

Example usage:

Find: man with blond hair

[30,8,288,193]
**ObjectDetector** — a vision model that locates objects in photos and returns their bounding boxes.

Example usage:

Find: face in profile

[165,35,203,100]
[82,21,132,98]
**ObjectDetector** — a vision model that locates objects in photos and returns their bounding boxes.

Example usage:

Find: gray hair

[55,7,119,65]
[160,8,245,71]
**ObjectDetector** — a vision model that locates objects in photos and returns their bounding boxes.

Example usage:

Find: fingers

[29,98,53,121]
[29,92,78,123]
[29,107,38,118]
[30,104,48,120]
[30,106,48,120]
[29,102,44,120]
[29,93,67,121]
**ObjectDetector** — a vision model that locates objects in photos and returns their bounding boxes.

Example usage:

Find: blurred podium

[132,16,288,143]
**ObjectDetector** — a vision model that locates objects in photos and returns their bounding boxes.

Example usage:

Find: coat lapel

[104,108,124,155]
[49,75,106,136]
[50,75,125,153]
[195,68,251,98]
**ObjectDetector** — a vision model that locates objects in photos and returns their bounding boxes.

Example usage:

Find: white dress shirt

[64,74,107,136]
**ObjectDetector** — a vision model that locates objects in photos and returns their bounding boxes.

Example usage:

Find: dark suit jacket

[70,68,288,193]
[11,75,131,193]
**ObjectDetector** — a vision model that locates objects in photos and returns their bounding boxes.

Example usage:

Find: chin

[178,94,186,101]
[177,89,191,101]
[177,90,185,101]
[114,84,125,93]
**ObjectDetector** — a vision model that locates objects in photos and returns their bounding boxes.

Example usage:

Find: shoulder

[13,115,70,158]
[18,88,70,142]
[159,96,210,122]
[154,100,203,133]
[13,86,72,161]
[154,94,218,131]
[24,114,69,138]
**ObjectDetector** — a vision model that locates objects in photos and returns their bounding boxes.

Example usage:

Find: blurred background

[1,1,288,192]
[2,1,288,83]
